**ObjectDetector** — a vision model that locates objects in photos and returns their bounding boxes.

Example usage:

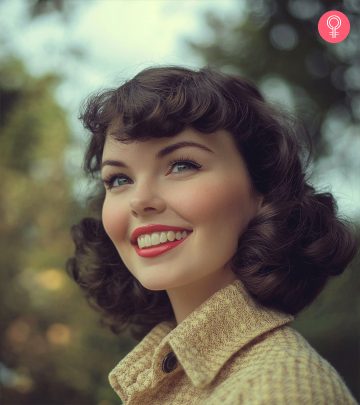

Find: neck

[166,267,238,324]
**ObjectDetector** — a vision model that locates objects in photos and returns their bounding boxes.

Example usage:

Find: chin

[136,273,186,292]
[138,279,170,292]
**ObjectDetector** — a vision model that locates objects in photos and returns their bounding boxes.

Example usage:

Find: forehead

[102,127,238,158]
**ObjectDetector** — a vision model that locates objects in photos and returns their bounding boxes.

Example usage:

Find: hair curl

[66,66,358,341]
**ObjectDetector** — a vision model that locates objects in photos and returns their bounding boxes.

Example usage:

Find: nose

[129,182,166,217]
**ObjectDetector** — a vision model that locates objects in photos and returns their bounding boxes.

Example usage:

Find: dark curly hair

[66,65,358,342]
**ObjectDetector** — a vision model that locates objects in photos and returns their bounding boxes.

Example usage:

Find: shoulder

[225,326,358,404]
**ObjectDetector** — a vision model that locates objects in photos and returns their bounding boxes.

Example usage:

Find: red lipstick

[130,224,192,258]
[134,237,189,258]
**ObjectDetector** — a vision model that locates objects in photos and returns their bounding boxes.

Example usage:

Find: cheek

[176,178,254,225]
[102,197,127,242]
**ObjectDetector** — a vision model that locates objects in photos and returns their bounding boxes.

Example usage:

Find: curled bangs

[80,66,263,174]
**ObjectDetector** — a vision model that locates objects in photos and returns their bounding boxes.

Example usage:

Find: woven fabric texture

[109,279,357,404]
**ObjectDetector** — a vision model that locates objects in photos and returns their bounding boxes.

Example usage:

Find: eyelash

[102,156,202,190]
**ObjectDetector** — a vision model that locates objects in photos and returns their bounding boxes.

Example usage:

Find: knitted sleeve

[231,359,358,405]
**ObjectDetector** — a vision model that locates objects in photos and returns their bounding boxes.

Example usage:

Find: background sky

[0,1,241,118]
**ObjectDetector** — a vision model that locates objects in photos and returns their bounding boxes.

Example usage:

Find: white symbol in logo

[327,15,342,38]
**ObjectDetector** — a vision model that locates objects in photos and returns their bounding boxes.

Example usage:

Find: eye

[101,157,202,191]
[102,174,131,190]
[168,157,202,174]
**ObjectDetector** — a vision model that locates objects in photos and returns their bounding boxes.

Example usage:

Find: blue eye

[102,174,130,190]
[102,157,201,191]
[168,158,201,174]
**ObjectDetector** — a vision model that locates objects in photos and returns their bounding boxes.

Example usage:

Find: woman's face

[101,127,262,292]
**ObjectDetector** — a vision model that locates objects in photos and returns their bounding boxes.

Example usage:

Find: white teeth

[136,230,190,248]
[160,232,167,243]
[145,234,151,247]
[167,231,175,241]
[151,233,160,246]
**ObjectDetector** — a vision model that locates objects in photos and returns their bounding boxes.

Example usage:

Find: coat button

[162,351,178,373]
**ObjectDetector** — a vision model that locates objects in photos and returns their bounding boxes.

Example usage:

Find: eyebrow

[101,141,214,170]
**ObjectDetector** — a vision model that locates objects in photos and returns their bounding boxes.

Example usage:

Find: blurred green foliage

[0,56,132,404]
[188,0,360,161]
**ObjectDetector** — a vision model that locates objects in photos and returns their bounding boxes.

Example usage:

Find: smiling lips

[130,224,192,258]
[133,236,190,258]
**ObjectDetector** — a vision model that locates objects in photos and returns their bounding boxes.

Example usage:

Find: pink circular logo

[318,10,350,43]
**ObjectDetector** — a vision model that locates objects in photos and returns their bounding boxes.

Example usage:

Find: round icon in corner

[318,10,350,44]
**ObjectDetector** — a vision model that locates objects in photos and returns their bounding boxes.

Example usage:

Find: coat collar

[165,279,294,387]
[109,279,294,400]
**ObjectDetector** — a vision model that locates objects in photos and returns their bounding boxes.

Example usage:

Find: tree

[188,0,360,160]
[0,55,126,405]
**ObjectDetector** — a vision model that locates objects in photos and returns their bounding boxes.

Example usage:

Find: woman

[67,66,358,404]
